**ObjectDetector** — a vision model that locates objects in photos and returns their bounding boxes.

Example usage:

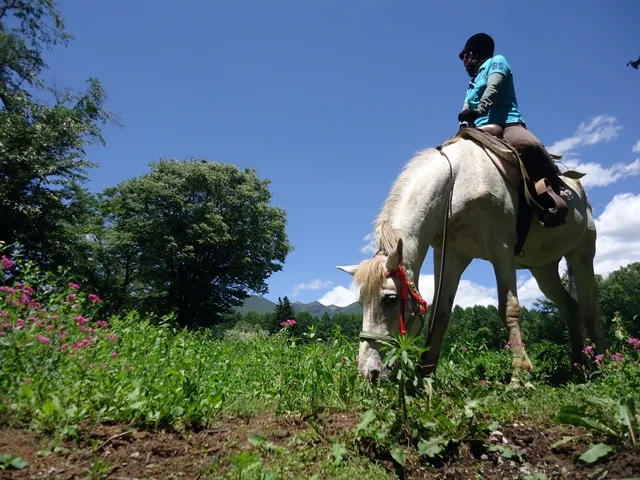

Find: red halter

[385,265,428,335]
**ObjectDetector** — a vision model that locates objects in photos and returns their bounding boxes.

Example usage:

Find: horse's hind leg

[492,249,533,377]
[564,230,607,353]
[529,261,584,366]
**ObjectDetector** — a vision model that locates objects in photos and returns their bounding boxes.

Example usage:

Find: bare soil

[1,413,638,479]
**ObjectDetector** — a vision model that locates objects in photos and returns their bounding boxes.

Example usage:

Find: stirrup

[534,178,568,227]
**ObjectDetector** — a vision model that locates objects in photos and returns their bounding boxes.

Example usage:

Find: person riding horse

[457,32,567,228]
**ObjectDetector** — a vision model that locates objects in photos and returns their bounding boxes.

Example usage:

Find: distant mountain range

[233,295,362,317]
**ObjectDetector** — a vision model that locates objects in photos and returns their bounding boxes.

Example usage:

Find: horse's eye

[381,294,398,305]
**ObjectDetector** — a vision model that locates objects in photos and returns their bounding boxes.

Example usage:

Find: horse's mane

[353,146,442,300]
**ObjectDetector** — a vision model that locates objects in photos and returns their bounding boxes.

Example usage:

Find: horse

[337,127,607,384]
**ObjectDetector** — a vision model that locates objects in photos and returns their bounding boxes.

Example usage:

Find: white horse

[337,129,607,382]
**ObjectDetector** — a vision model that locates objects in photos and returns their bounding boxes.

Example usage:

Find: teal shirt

[464,54,524,126]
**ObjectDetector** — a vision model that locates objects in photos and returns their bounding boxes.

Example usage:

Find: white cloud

[563,158,640,187]
[593,192,640,276]
[290,278,333,297]
[548,115,621,155]
[416,274,500,309]
[632,140,640,153]
[318,284,359,307]
[360,232,376,255]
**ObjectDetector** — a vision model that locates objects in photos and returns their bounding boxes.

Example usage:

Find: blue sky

[43,1,639,308]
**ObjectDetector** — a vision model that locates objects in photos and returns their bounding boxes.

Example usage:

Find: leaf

[9,456,28,470]
[390,446,406,467]
[487,445,522,462]
[618,398,637,448]
[331,442,347,466]
[554,405,618,438]
[418,436,449,458]
[247,434,267,447]
[0,455,28,470]
[550,436,579,449]
[356,409,376,432]
[578,443,613,463]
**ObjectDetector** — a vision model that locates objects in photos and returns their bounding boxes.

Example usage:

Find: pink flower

[611,352,623,364]
[73,315,88,325]
[582,345,594,355]
[111,352,119,358]
[504,343,510,349]
[1,255,16,270]
[37,335,51,345]
[88,294,101,304]
[67,294,76,304]
[95,320,109,329]
[67,282,81,290]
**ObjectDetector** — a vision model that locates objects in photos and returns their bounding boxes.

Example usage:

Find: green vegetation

[1,2,640,478]
[2,252,640,478]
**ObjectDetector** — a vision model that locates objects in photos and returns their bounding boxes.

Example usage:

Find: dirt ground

[1,413,639,479]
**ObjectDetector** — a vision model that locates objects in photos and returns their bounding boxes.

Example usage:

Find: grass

[2,257,640,478]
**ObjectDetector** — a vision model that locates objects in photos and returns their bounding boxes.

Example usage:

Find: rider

[457,32,567,228]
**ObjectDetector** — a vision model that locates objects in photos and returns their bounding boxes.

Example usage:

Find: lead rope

[422,145,454,371]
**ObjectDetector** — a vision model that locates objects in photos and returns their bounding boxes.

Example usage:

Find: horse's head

[337,238,428,382]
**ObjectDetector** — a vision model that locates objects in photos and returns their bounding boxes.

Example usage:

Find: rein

[358,144,455,350]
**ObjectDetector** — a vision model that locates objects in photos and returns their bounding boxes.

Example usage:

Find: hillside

[233,295,362,317]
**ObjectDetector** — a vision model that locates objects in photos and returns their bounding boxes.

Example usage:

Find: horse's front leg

[492,251,533,383]
[420,250,471,377]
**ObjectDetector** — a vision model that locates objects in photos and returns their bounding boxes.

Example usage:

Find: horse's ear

[385,238,403,271]
[336,265,358,276]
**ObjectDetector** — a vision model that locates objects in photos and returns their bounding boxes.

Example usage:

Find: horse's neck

[383,146,459,282]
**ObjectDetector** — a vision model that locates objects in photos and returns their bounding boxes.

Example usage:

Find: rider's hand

[458,109,480,124]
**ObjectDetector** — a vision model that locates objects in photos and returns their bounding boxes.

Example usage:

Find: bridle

[358,264,429,345]
[357,145,455,351]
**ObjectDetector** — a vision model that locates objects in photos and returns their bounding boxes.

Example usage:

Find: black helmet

[459,33,495,60]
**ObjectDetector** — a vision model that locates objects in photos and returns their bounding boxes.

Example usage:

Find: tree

[97,158,292,326]
[274,296,296,326]
[597,262,640,338]
[0,0,117,269]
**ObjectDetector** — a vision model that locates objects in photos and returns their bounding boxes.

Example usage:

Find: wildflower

[67,282,81,290]
[88,293,101,304]
[582,345,594,356]
[504,343,510,349]
[480,379,488,386]
[611,352,623,364]
[1,255,15,270]
[95,320,109,329]
[628,337,640,349]
[279,318,297,328]
[37,335,51,345]
[67,294,76,304]
[111,352,119,359]
[595,354,604,365]
[16,319,25,329]
[73,315,88,325]
[106,332,118,344]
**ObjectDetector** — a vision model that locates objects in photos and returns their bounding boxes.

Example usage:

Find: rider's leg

[503,123,568,227]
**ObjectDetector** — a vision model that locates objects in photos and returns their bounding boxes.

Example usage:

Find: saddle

[441,124,586,255]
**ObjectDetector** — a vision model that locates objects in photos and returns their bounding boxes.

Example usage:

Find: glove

[458,109,480,124]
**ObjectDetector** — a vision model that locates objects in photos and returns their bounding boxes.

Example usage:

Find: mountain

[233,295,362,317]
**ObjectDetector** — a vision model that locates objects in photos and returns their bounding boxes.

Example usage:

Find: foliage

[0,0,116,270]
[273,295,295,329]
[2,253,640,477]
[87,159,292,325]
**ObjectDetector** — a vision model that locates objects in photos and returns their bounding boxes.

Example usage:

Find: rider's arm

[475,72,504,116]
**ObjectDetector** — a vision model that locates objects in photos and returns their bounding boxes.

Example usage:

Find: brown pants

[502,123,560,190]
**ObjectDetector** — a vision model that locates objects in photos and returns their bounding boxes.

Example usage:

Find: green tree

[97,158,292,326]
[274,295,296,326]
[0,0,117,269]
[598,262,640,338]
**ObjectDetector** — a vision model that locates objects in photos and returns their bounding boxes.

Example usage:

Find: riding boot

[520,148,568,228]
